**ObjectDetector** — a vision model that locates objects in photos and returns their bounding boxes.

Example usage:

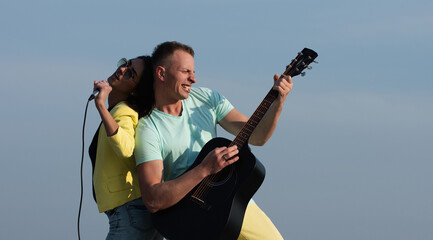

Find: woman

[89,56,160,240]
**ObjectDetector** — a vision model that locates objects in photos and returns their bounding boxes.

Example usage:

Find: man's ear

[155,66,165,81]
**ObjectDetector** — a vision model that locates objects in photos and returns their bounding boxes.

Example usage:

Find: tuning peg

[307,66,312,70]
[301,72,306,77]
[313,60,318,64]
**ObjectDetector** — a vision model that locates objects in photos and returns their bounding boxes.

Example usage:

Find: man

[135,41,291,239]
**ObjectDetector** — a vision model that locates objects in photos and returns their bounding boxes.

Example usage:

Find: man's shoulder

[137,113,153,126]
[190,87,213,96]
[190,87,223,101]
[185,87,214,108]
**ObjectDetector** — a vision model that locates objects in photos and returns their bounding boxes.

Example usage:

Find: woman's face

[107,58,145,94]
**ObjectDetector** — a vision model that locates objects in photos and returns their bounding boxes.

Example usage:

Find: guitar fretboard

[229,89,279,149]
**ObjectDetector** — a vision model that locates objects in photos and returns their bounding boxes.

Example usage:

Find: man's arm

[219,74,292,146]
[137,145,239,213]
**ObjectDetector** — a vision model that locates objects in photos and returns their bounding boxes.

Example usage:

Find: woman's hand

[93,80,112,107]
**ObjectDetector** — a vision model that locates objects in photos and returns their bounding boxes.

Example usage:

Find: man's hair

[151,41,195,70]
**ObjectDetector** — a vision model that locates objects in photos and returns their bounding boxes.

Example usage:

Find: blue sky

[1,0,432,239]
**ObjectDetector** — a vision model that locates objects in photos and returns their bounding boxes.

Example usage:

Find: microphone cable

[78,99,91,240]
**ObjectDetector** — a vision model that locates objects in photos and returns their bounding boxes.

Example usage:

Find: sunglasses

[117,58,136,80]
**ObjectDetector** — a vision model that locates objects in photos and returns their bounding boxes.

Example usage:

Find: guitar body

[152,137,266,240]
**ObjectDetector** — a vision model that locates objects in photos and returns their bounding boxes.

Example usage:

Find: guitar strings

[193,129,247,198]
[193,137,242,199]
[192,95,274,200]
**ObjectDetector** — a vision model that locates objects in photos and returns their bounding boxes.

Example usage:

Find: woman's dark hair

[126,55,155,118]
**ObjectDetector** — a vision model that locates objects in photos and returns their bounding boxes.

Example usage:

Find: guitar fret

[249,119,258,125]
[263,99,273,105]
[256,109,266,116]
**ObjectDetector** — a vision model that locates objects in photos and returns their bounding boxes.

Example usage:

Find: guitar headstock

[283,48,318,78]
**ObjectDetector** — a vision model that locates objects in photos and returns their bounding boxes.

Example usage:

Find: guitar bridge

[190,195,212,211]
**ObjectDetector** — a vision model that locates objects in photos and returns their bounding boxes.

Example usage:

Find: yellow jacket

[93,101,141,213]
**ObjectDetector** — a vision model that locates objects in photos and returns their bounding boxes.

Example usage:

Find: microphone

[88,80,110,101]
[88,90,99,101]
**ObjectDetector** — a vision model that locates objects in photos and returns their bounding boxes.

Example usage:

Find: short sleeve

[134,119,162,166]
[192,87,234,122]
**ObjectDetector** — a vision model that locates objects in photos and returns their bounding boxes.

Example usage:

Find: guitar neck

[228,47,318,150]
[229,89,279,149]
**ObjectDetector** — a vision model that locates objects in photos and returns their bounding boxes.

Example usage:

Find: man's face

[163,50,196,100]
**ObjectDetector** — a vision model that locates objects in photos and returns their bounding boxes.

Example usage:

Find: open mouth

[182,84,191,92]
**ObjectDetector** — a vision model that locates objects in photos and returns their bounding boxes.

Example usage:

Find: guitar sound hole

[208,165,234,186]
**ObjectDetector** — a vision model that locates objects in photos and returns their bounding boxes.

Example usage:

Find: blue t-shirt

[134,87,234,181]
